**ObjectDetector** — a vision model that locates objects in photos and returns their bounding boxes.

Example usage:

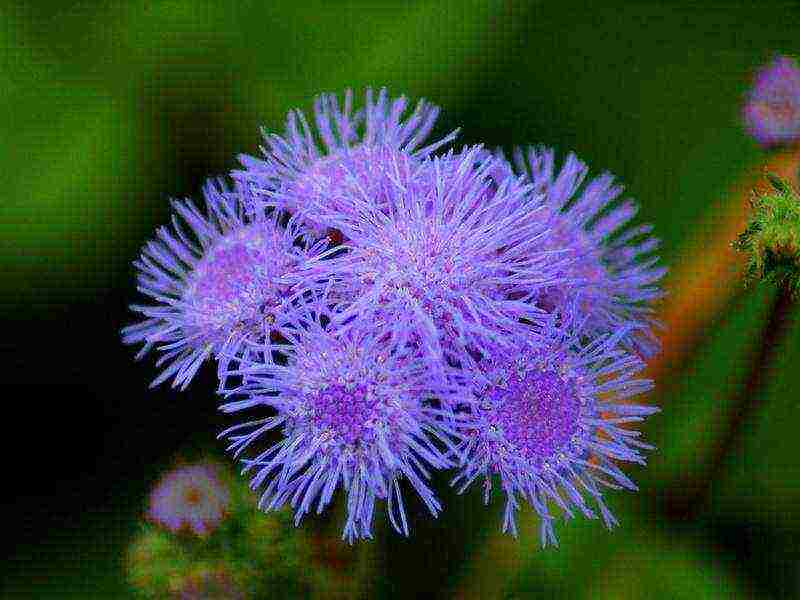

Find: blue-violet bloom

[219,299,462,542]
[452,314,657,547]
[291,146,572,367]
[122,179,326,390]
[510,146,666,357]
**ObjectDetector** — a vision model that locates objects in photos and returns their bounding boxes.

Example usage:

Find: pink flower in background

[743,55,800,148]
[148,462,231,537]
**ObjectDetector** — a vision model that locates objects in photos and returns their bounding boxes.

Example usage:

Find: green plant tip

[734,173,800,297]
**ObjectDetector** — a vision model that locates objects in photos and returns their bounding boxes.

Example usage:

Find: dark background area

[3,1,800,597]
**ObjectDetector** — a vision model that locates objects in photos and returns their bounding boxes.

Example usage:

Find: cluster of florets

[124,88,664,546]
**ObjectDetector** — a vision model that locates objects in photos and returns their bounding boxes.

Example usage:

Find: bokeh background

[3,1,800,597]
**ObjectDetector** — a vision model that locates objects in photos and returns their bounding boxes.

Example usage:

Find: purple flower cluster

[124,88,664,546]
[743,55,800,148]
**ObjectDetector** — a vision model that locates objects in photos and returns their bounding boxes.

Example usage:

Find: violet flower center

[184,224,295,331]
[310,383,378,446]
[486,369,581,464]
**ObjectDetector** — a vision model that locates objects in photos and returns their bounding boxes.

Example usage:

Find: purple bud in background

[743,55,800,148]
[122,179,326,390]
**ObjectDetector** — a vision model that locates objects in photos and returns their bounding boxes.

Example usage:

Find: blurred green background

[2,0,800,598]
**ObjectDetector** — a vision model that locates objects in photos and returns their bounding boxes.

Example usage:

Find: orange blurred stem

[661,281,796,520]
[646,145,800,383]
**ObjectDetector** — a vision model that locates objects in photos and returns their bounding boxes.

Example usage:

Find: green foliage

[127,529,191,597]
[734,174,800,296]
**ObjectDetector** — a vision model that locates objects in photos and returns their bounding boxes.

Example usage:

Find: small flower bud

[734,173,800,296]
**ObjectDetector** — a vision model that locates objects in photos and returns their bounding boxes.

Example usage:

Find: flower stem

[661,281,796,520]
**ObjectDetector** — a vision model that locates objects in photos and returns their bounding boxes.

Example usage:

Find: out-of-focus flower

[509,146,665,357]
[452,314,657,547]
[743,55,800,148]
[122,179,327,390]
[233,87,459,236]
[129,457,313,597]
[220,298,463,542]
[291,146,569,366]
[148,462,231,537]
[734,173,800,296]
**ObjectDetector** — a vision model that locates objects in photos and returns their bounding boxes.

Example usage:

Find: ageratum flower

[148,462,231,537]
[219,300,461,542]
[122,179,327,390]
[451,315,657,546]
[233,88,459,236]
[510,146,665,357]
[743,55,800,148]
[293,145,571,367]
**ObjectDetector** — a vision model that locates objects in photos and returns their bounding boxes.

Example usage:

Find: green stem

[661,282,796,520]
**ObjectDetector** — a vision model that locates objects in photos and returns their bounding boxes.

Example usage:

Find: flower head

[148,462,231,537]
[122,179,326,390]
[123,86,666,549]
[293,146,569,366]
[510,146,665,357]
[452,315,657,546]
[743,55,800,148]
[233,88,459,236]
[219,300,461,542]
